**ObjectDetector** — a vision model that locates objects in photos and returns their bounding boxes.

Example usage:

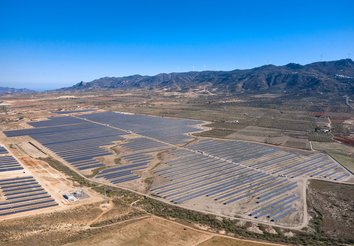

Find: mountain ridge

[0,87,35,95]
[62,58,354,95]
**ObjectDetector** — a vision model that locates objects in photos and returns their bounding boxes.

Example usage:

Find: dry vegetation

[307,180,354,243]
[198,236,279,246]
[0,203,104,246]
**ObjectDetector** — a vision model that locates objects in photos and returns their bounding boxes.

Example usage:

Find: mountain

[63,59,354,95]
[0,87,35,95]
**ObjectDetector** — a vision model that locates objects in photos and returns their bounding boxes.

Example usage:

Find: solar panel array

[0,176,58,216]
[122,137,170,152]
[4,112,202,171]
[249,194,299,222]
[151,139,351,223]
[96,153,152,184]
[28,116,83,127]
[0,156,23,172]
[0,146,8,155]
[82,112,203,144]
[152,148,299,223]
[189,139,351,181]
[4,117,126,170]
[189,139,278,163]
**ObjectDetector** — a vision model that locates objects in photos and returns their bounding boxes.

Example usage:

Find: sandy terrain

[66,216,211,246]
[16,141,48,158]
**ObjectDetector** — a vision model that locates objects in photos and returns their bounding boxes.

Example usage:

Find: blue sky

[0,0,353,90]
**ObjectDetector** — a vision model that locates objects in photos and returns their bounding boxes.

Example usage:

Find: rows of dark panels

[190,139,351,181]
[123,153,152,163]
[152,149,298,222]
[4,117,126,170]
[0,176,58,216]
[251,153,348,180]
[5,119,90,138]
[0,146,8,155]
[28,116,84,128]
[248,194,299,222]
[189,139,278,164]
[122,137,170,152]
[0,156,23,172]
[96,153,152,184]
[81,112,203,144]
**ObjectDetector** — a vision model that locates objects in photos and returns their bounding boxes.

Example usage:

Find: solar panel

[111,175,139,184]
[0,146,8,154]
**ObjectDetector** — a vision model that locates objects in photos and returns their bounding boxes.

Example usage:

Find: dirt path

[89,215,151,229]
[87,199,114,226]
[309,141,314,151]
[300,178,309,229]
[192,236,214,246]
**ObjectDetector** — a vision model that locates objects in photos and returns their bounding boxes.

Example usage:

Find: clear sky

[0,0,353,90]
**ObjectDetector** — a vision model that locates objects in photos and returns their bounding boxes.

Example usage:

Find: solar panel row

[0,156,23,172]
[123,153,152,162]
[28,116,84,127]
[96,162,147,184]
[189,139,278,164]
[0,146,8,155]
[122,137,170,152]
[96,152,153,184]
[250,195,299,221]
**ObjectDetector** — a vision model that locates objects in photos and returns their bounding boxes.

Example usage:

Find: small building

[63,193,77,202]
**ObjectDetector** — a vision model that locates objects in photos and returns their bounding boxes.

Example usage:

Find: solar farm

[2,111,353,227]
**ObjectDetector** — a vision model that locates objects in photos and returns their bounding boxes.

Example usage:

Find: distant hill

[62,59,354,95]
[0,87,35,95]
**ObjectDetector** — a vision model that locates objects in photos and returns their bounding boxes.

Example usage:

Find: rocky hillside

[63,59,354,95]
